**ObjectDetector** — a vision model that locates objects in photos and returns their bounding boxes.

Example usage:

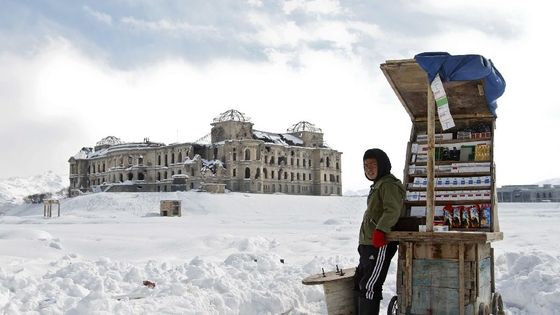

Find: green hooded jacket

[359,173,405,245]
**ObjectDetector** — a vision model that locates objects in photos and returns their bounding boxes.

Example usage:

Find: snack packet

[480,204,491,228]
[452,206,462,228]
[468,205,480,228]
[461,206,470,228]
[443,204,454,228]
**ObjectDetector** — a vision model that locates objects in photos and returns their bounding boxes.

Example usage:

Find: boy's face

[363,158,378,180]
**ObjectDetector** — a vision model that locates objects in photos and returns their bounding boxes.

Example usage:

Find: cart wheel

[387,295,398,315]
[478,303,490,315]
[492,292,505,315]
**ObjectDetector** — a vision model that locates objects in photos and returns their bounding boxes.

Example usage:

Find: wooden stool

[302,267,356,315]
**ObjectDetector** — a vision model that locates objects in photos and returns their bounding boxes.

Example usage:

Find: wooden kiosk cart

[380,57,505,315]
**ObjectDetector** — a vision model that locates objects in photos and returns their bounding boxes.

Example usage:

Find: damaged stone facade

[68,110,342,196]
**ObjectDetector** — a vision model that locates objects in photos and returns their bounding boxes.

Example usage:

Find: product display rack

[380,58,504,315]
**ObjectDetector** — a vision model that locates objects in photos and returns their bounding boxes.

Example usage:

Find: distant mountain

[0,171,67,205]
[536,178,560,185]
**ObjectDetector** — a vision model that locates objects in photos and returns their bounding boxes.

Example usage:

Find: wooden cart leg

[405,242,413,313]
[459,243,465,315]
[491,247,495,295]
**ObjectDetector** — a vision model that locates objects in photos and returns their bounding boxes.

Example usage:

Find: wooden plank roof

[380,59,494,121]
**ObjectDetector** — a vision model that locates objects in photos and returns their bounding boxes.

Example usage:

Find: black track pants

[354,243,398,301]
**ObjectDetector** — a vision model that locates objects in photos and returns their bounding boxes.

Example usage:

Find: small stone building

[68,110,342,196]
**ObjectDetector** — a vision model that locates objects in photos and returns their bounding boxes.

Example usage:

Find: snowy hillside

[0,171,67,206]
[1,191,559,314]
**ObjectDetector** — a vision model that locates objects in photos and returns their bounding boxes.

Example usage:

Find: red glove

[372,229,387,248]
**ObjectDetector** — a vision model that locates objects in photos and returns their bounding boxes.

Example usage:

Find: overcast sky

[0,0,558,192]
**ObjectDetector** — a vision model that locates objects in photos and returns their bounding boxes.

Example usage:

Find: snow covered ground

[1,191,559,314]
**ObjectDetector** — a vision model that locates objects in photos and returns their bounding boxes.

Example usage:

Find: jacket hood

[363,148,392,181]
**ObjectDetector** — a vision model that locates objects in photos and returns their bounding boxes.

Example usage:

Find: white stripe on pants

[365,245,387,300]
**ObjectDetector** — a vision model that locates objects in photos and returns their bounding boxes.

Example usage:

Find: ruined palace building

[68,110,342,196]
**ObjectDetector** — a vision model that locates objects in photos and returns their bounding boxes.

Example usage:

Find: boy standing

[355,148,405,314]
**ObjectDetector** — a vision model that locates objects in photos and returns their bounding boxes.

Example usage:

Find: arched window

[158,155,161,165]
[255,168,261,179]
[102,163,105,172]
[326,157,330,168]
[336,162,339,170]
[138,173,145,180]
[165,154,168,166]
[119,174,123,182]
[178,152,183,163]
[263,168,268,179]
[157,172,161,181]
[127,173,133,181]
[233,152,237,161]
[270,156,275,165]
[138,156,143,165]
[245,149,251,160]
[171,153,175,164]
[245,167,251,178]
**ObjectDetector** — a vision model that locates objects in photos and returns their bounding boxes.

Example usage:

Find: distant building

[497,184,560,202]
[68,109,342,196]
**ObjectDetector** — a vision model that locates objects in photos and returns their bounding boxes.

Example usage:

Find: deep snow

[1,191,559,314]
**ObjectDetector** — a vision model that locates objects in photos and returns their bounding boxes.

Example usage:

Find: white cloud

[120,16,218,34]
[282,0,343,16]
[83,6,113,25]
[246,0,263,7]
[244,11,382,56]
